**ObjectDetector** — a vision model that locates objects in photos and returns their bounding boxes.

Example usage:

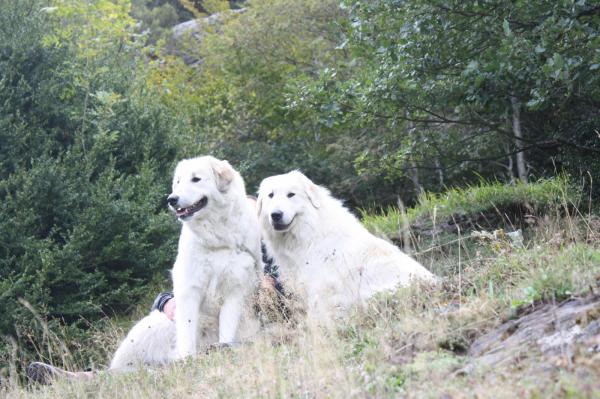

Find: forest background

[0,0,599,379]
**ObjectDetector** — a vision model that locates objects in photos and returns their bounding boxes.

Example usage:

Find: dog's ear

[211,159,235,192]
[302,177,321,209]
[256,194,263,217]
[256,181,267,217]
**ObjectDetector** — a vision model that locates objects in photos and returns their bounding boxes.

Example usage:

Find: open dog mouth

[272,217,294,232]
[175,197,208,219]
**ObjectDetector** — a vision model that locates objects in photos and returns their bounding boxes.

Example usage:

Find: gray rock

[465,294,600,370]
[170,9,246,65]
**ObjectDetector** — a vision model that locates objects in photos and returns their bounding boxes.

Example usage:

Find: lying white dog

[110,156,261,369]
[257,171,435,320]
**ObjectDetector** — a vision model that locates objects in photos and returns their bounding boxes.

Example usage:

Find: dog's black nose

[271,211,283,222]
[167,195,179,207]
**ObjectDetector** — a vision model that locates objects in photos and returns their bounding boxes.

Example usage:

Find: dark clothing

[262,242,285,294]
[262,242,278,278]
[150,291,174,313]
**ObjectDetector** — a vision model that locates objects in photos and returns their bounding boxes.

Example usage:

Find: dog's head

[167,156,236,221]
[257,171,321,233]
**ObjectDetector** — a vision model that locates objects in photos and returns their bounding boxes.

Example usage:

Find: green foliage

[44,0,137,58]
[0,0,182,365]
[289,0,600,202]
[153,0,351,195]
[131,0,181,43]
[146,0,600,206]
[477,243,600,309]
[175,0,230,16]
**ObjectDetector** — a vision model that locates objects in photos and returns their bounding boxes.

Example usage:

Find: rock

[172,19,203,40]
[466,294,600,369]
[169,9,246,65]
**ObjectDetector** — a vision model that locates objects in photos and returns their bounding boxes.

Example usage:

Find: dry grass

[3,202,600,398]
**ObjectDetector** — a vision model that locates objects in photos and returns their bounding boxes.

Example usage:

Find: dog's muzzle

[270,211,294,231]
[168,195,208,220]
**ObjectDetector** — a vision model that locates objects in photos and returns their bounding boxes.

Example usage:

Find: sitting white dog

[257,171,435,320]
[168,156,261,358]
[110,156,261,369]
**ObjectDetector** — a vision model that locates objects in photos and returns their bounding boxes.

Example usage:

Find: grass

[361,175,579,240]
[3,180,600,398]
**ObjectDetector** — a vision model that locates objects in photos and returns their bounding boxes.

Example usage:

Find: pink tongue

[176,208,188,217]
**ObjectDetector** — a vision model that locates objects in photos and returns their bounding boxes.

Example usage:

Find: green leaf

[502,19,511,36]
[552,53,564,69]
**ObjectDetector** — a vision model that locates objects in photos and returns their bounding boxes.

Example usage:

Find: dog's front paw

[175,343,196,360]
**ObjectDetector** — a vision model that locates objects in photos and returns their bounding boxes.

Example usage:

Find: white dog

[110,156,261,369]
[168,156,261,358]
[257,171,435,320]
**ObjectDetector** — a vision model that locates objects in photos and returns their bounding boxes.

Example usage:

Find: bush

[0,0,183,367]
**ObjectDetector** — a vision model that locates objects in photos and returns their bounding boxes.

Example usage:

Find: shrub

[0,0,183,367]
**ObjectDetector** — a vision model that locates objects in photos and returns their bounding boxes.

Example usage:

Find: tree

[292,0,600,198]
[150,0,352,197]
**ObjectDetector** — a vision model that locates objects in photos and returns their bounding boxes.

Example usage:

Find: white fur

[257,171,435,320]
[110,310,176,371]
[170,156,261,358]
[110,156,261,369]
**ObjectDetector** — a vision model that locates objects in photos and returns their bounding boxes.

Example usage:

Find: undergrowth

[2,180,600,398]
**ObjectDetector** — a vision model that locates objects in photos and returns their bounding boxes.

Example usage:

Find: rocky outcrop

[461,291,600,373]
[169,9,246,65]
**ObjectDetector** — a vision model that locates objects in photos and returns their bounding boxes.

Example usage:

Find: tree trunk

[435,157,444,189]
[406,119,424,195]
[396,197,412,255]
[408,157,424,195]
[510,96,528,183]
[505,143,514,183]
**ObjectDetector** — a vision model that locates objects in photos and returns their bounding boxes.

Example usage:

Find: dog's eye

[268,192,274,198]
[287,192,295,198]
[191,177,201,183]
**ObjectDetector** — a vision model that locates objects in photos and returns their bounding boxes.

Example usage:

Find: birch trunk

[510,96,528,183]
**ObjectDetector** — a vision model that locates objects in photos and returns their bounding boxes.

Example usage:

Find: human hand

[163,298,176,321]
